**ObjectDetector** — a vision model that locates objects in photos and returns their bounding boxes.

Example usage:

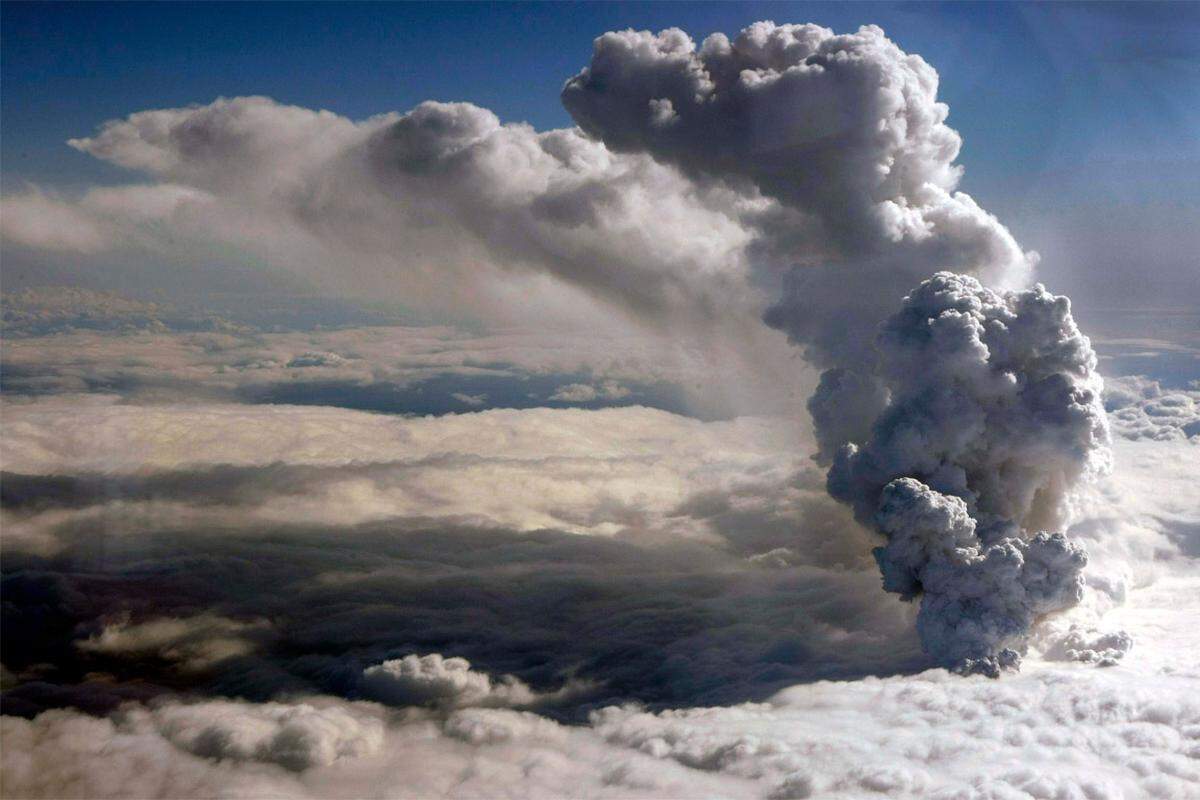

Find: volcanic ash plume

[563,22,1036,374]
[564,23,1116,675]
[827,273,1112,674]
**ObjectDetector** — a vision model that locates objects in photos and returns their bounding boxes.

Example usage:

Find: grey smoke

[827,273,1111,673]
[563,22,1034,371]
[565,24,1114,673]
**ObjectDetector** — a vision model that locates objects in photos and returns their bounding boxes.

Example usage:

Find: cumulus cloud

[0,399,926,716]
[5,393,1190,725]
[361,654,538,708]
[549,379,631,403]
[1,382,1196,796]
[2,91,811,436]
[134,698,385,772]
[590,664,1200,800]
[1104,375,1200,442]
[1040,625,1134,666]
[1,698,387,798]
[2,23,1044,424]
[4,660,1198,799]
[450,392,487,406]
[2,22,1049,439]
[360,653,589,710]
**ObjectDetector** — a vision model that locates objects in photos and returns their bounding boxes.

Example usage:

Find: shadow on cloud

[1,519,927,721]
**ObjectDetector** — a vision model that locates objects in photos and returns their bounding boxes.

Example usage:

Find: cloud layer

[5,661,1198,799]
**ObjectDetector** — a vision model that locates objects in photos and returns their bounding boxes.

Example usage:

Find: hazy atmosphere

[1,3,1198,799]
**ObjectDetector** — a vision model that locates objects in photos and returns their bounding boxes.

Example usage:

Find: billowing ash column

[564,22,1114,674]
[827,273,1110,674]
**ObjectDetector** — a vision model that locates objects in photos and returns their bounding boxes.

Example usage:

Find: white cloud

[1,380,1196,799]
[77,614,272,672]
[0,184,213,254]
[549,380,631,402]
[362,653,538,709]
[2,22,1040,414]
[590,662,1200,799]
[136,698,384,772]
[1105,375,1200,442]
[0,190,114,253]
[4,655,1198,799]
[451,392,487,406]
[360,653,589,710]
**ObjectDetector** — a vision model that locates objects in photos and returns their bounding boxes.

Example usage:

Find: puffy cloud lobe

[827,273,1113,673]
[360,653,550,709]
[563,23,962,237]
[1104,375,1200,442]
[806,368,890,465]
[565,32,1093,676]
[1042,625,1134,666]
[68,97,363,194]
[131,698,384,772]
[874,479,1087,675]
[0,698,386,799]
[830,273,1111,534]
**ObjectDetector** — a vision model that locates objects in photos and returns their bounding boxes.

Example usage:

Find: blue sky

[3,1,1198,312]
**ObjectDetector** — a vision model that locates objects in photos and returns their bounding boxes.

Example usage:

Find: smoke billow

[563,22,1035,371]
[565,24,1113,673]
[827,273,1111,673]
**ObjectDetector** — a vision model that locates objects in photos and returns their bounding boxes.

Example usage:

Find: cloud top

[360,653,563,709]
[564,22,1035,370]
